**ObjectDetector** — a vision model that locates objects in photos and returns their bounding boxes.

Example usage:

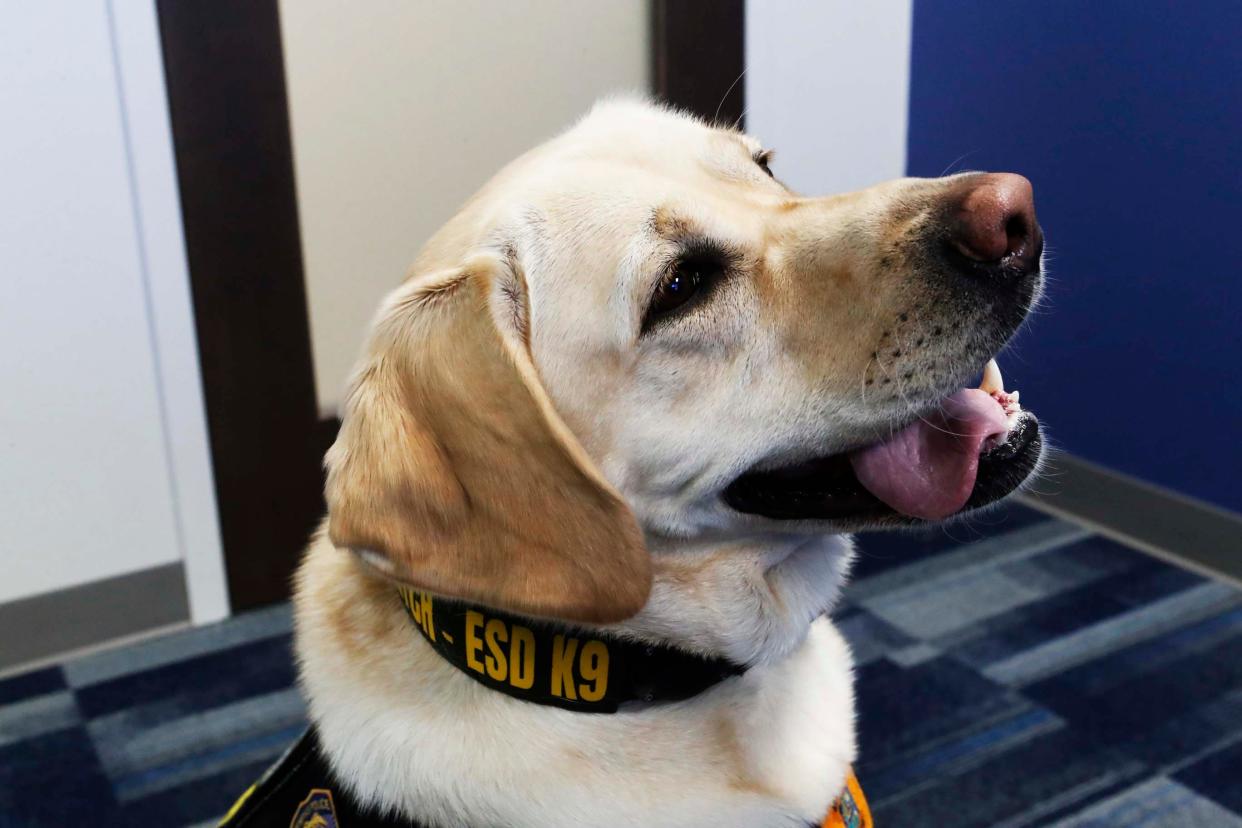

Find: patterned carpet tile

[1175,739,1242,815]
[75,634,298,722]
[845,508,1242,826]
[0,605,303,827]
[0,669,64,708]
[1,503,1240,826]
[1048,777,1242,828]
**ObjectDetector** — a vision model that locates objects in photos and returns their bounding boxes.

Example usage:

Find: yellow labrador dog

[292,100,1043,828]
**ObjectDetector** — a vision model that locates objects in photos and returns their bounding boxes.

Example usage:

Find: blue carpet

[2,504,1241,826]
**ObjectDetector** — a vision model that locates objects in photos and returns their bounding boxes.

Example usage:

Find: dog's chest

[293,546,863,828]
[221,726,873,828]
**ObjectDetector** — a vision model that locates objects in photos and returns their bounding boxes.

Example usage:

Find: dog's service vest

[220,589,873,827]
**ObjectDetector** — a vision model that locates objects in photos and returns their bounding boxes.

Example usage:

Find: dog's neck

[294,529,857,828]
[616,531,856,666]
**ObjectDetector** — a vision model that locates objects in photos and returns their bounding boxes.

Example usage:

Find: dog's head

[325,100,1044,634]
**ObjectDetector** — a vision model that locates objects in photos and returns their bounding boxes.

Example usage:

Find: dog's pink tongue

[849,389,1009,520]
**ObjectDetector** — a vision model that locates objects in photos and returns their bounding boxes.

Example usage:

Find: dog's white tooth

[1011,390,1020,404]
[980,358,1004,394]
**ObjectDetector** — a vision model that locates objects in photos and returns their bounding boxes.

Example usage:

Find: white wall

[0,2,226,621]
[110,1,229,623]
[745,0,913,196]
[279,0,650,414]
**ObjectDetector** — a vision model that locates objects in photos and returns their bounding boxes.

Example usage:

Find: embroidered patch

[837,788,863,828]
[290,788,339,828]
[824,772,873,828]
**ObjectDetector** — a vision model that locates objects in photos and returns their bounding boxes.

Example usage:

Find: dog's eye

[754,150,774,178]
[645,257,722,325]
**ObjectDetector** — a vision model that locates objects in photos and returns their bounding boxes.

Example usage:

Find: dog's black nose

[948,173,1042,276]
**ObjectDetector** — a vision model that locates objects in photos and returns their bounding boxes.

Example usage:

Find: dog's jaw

[294,530,857,828]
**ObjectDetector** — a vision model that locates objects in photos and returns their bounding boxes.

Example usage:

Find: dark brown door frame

[157,0,324,611]
[653,0,746,126]
[158,0,745,612]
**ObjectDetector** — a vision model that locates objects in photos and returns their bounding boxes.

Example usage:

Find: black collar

[398,587,747,713]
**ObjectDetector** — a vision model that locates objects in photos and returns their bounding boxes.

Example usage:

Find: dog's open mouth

[723,359,1042,524]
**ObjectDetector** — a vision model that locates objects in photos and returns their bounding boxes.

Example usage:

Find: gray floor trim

[1020,450,1242,589]
[63,603,291,689]
[0,562,188,673]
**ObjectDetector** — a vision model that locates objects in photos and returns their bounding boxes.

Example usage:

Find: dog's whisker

[938,150,978,178]
[714,68,747,126]
[913,414,976,439]
[859,357,876,405]
[870,354,904,440]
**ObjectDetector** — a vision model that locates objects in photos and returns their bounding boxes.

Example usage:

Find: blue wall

[907,1,1242,513]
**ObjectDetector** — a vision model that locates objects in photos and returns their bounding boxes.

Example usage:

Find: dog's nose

[948,173,1041,270]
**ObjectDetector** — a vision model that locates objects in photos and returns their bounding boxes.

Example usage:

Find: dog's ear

[325,253,651,623]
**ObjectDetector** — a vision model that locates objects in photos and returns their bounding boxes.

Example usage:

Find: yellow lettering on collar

[511,625,536,690]
[484,618,509,681]
[398,589,624,708]
[418,593,435,641]
[551,634,579,700]
[464,610,485,674]
[579,640,609,702]
[402,589,437,643]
